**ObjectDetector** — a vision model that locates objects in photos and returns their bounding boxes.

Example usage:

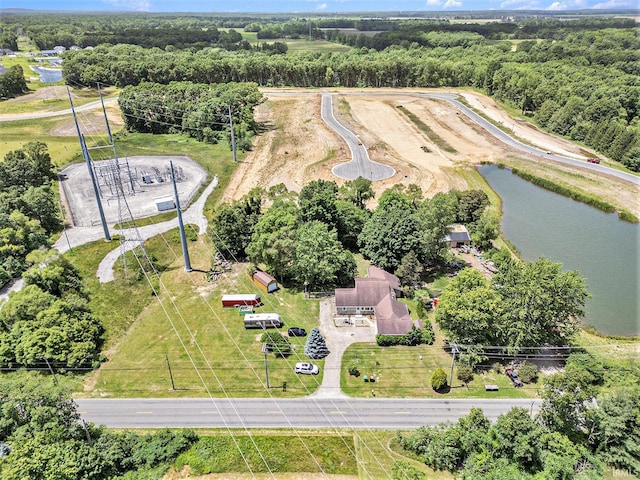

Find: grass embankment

[173,433,357,476]
[162,429,448,479]
[0,117,82,164]
[508,167,638,223]
[395,104,457,153]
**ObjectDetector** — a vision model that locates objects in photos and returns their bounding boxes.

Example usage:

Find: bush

[431,368,448,391]
[517,361,538,383]
[348,365,360,377]
[261,332,291,357]
[457,365,474,384]
[376,325,434,347]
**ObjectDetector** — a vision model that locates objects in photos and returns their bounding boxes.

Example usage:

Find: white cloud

[501,0,542,8]
[316,2,328,9]
[545,0,586,9]
[444,0,463,6]
[593,0,635,7]
[426,0,443,5]
[103,0,151,11]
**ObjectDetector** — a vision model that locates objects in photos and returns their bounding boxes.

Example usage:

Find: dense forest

[0,143,61,287]
[53,16,638,170]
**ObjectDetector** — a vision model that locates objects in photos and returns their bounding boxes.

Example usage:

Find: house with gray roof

[335,267,422,335]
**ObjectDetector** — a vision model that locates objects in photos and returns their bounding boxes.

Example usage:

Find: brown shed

[252,271,279,293]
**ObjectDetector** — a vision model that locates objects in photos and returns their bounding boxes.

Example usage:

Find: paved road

[422,92,640,186]
[0,97,119,121]
[321,92,395,181]
[76,397,541,429]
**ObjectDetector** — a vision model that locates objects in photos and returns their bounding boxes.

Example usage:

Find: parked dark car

[287,327,307,337]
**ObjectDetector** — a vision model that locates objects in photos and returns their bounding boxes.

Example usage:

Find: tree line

[118,81,264,150]
[0,143,62,288]
[62,23,639,169]
[0,375,198,479]
[209,178,495,292]
[398,350,640,478]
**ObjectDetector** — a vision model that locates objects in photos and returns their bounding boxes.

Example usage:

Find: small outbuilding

[154,195,175,212]
[251,270,279,293]
[444,224,471,248]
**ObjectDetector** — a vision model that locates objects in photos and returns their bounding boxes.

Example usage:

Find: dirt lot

[223,88,638,217]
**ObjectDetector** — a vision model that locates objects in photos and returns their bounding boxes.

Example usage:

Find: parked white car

[294,362,319,375]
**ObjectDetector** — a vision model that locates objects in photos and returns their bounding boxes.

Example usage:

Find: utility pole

[165,354,176,390]
[449,343,459,388]
[67,87,111,242]
[228,105,237,163]
[42,357,58,385]
[170,161,192,272]
[262,341,270,389]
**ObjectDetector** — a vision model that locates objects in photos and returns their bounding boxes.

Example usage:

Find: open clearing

[223,88,639,218]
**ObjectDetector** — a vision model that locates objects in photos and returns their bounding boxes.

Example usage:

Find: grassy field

[160,429,451,479]
[80,230,323,398]
[0,116,84,165]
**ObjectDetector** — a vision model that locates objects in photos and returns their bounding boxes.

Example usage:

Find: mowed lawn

[86,234,323,398]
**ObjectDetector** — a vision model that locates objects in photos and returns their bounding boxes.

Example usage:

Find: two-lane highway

[76,397,541,429]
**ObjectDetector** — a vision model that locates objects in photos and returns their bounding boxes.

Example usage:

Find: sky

[4,0,638,13]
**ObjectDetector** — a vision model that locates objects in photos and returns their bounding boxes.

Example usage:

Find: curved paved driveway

[321,92,395,181]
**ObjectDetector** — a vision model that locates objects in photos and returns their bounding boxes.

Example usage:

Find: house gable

[335,267,417,335]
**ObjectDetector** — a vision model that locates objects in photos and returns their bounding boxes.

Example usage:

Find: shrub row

[509,168,633,221]
[376,323,434,347]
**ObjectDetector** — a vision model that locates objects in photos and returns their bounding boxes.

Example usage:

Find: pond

[31,66,63,83]
[478,164,639,337]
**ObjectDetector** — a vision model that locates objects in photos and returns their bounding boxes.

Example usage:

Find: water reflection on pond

[478,164,639,337]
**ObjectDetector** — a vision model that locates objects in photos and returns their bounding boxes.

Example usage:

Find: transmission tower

[68,84,150,280]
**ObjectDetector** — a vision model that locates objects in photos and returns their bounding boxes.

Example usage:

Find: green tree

[0,66,28,99]
[395,250,423,288]
[23,253,85,299]
[590,387,640,475]
[338,176,374,208]
[335,199,369,250]
[435,268,499,348]
[494,257,587,348]
[493,407,540,470]
[260,332,291,357]
[293,221,356,290]
[538,354,603,442]
[358,190,421,271]
[208,190,262,260]
[516,361,538,383]
[415,192,458,267]
[246,199,299,281]
[298,179,338,228]
[0,142,56,191]
[431,367,447,391]
[304,327,330,359]
[457,365,474,386]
